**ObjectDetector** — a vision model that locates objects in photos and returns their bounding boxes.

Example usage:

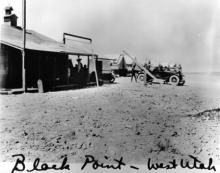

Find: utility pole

[22,0,26,92]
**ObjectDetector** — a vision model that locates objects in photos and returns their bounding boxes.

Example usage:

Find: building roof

[0,24,95,56]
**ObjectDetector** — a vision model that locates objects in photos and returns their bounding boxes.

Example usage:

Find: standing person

[77,58,83,72]
[173,64,178,72]
[131,63,137,82]
[178,64,182,72]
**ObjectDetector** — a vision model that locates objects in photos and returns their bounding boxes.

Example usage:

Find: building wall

[0,44,22,89]
[25,50,69,90]
[0,44,69,90]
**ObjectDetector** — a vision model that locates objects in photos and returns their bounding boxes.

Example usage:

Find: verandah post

[92,50,99,87]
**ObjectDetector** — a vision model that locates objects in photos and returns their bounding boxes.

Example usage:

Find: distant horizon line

[184,71,220,73]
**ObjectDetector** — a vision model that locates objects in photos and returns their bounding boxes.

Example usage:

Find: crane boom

[122,50,163,83]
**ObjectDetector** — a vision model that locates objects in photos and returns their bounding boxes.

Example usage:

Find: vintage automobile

[137,66,185,86]
[95,58,116,83]
[100,72,115,83]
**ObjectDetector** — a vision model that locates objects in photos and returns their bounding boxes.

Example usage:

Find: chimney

[4,6,18,27]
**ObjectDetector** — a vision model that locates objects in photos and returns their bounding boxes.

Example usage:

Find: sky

[0,0,220,72]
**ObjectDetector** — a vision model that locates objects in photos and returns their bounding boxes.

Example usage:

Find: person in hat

[77,58,83,72]
[131,62,137,82]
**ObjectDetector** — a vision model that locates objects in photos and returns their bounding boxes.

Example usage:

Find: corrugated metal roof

[0,24,94,56]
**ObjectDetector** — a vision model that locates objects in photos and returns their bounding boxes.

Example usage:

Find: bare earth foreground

[0,74,220,166]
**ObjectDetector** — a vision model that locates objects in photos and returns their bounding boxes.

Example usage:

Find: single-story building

[111,55,128,76]
[0,6,99,92]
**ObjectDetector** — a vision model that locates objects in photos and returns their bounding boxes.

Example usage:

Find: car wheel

[138,73,145,81]
[169,75,179,85]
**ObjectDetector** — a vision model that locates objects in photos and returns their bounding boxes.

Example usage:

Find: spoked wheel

[169,75,179,85]
[138,73,145,82]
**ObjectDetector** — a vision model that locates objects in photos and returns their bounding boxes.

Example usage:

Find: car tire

[169,75,179,85]
[138,73,145,81]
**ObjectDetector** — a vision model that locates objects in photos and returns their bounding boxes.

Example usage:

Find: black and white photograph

[0,0,220,172]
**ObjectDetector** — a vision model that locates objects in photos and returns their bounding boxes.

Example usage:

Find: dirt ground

[0,74,220,165]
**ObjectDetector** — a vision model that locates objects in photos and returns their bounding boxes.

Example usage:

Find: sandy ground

[0,74,220,166]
